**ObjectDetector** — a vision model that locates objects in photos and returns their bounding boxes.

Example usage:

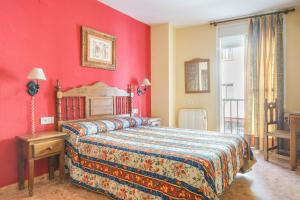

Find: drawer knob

[47,146,53,151]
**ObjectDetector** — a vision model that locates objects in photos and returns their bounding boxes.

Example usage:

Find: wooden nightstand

[148,117,161,127]
[17,131,67,196]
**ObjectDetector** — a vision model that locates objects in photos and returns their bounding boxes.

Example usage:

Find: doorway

[217,23,248,134]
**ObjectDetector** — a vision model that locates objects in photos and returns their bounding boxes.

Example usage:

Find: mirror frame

[184,58,210,93]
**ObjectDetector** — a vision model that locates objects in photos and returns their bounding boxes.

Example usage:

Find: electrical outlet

[40,116,54,125]
[132,108,139,114]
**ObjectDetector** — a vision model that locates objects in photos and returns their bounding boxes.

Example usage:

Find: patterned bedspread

[63,119,253,200]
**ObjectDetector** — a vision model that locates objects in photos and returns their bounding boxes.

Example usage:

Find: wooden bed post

[128,85,133,117]
[56,80,63,130]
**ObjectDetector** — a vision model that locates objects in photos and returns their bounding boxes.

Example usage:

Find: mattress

[63,118,253,200]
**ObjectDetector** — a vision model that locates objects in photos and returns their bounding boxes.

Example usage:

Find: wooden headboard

[55,81,133,130]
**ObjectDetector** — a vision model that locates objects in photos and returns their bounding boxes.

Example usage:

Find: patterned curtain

[245,14,284,150]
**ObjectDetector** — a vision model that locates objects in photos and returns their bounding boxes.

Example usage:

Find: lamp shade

[27,68,47,81]
[141,78,151,86]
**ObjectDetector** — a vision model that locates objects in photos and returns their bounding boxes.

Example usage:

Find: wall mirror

[185,58,210,93]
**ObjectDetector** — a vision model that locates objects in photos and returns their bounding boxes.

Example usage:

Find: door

[217,22,248,134]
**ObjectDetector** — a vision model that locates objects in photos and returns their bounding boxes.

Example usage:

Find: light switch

[40,116,54,125]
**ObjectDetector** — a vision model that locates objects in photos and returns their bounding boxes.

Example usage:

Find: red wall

[0,0,150,187]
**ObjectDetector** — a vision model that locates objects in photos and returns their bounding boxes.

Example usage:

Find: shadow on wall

[0,66,19,81]
[44,78,57,123]
[0,138,19,187]
[130,78,141,116]
[130,78,139,88]
[0,66,20,96]
[0,138,50,187]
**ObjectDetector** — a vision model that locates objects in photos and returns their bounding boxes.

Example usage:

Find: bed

[55,81,254,200]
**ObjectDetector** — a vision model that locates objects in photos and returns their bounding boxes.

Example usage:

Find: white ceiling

[99,0,300,26]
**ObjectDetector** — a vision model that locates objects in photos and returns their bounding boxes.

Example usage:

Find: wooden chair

[264,99,290,161]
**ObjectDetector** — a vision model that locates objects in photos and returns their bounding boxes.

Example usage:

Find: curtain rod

[210,8,295,26]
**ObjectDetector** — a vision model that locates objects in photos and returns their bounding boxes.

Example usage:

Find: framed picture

[185,58,210,93]
[81,26,116,70]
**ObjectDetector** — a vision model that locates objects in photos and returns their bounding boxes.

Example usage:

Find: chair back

[264,99,278,131]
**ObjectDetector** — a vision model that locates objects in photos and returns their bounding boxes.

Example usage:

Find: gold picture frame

[185,58,210,93]
[81,26,116,70]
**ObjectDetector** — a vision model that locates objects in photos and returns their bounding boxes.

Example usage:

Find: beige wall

[174,24,218,130]
[286,7,300,112]
[151,7,300,130]
[151,24,175,126]
[169,26,176,127]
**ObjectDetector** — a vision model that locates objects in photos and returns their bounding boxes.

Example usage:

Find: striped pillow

[62,117,148,137]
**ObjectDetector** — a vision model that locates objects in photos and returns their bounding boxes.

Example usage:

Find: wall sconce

[27,68,47,96]
[27,67,47,135]
[137,78,151,96]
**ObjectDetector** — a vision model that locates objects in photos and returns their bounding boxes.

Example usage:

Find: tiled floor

[221,151,300,200]
[0,152,299,200]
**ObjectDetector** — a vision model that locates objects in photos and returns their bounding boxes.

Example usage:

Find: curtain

[245,14,284,150]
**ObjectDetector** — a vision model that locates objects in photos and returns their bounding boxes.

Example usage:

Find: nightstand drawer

[33,139,63,158]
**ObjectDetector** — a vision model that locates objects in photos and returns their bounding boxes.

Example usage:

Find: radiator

[178,109,207,130]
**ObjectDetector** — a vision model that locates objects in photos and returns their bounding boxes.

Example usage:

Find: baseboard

[0,170,60,193]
